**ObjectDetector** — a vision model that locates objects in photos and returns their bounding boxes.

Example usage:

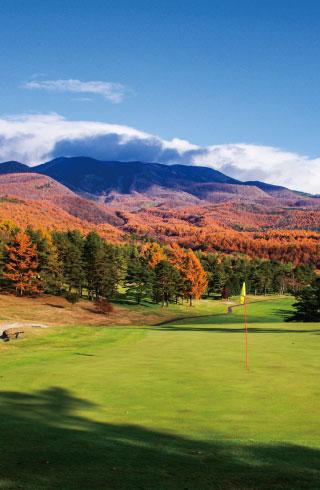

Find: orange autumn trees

[139,242,208,305]
[4,232,42,296]
[140,242,166,268]
[169,243,208,305]
[184,249,208,304]
[120,207,320,266]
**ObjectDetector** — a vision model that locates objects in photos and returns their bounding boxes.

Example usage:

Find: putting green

[0,297,319,489]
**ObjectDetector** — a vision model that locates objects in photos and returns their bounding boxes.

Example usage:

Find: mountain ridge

[33,156,241,197]
[0,161,31,174]
[0,157,316,205]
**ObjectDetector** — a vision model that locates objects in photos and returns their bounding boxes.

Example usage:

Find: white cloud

[194,144,320,194]
[0,113,319,193]
[72,97,93,102]
[23,79,128,103]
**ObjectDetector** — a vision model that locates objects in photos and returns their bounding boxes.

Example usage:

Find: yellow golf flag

[240,282,246,304]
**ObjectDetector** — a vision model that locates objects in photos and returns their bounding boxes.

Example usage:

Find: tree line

[0,221,316,305]
[199,252,316,298]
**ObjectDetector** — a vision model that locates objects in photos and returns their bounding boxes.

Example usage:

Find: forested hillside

[0,160,318,267]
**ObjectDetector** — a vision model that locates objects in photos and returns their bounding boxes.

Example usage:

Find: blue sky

[0,0,319,191]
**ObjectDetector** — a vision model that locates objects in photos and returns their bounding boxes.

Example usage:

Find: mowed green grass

[0,297,319,489]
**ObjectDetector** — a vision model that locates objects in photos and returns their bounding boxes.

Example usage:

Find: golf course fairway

[0,296,319,489]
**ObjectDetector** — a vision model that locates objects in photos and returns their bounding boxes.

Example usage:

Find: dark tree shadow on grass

[155,313,291,327]
[0,387,319,489]
[150,325,320,334]
[45,303,65,309]
[113,294,155,308]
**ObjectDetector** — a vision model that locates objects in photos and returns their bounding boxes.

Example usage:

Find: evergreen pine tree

[153,260,181,306]
[63,231,86,295]
[287,278,320,322]
[100,243,125,299]
[83,231,106,299]
[125,257,154,304]
[26,227,63,294]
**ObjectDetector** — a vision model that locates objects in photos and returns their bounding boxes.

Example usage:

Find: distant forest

[0,221,316,304]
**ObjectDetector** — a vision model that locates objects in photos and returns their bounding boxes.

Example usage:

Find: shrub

[64,291,80,304]
[95,298,114,314]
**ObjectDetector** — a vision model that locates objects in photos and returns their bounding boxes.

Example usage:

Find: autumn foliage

[0,173,318,266]
[4,232,42,296]
[121,208,320,267]
[169,244,208,305]
[140,242,166,268]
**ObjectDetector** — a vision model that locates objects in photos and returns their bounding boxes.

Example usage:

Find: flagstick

[244,296,249,369]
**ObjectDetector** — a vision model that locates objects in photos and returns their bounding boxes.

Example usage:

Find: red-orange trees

[140,242,166,268]
[170,244,208,305]
[4,232,42,296]
[184,249,208,305]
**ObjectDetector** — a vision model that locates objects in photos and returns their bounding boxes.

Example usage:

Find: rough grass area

[0,296,319,489]
[0,293,205,328]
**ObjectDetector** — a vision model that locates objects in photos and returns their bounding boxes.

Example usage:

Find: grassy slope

[0,293,203,327]
[0,296,319,489]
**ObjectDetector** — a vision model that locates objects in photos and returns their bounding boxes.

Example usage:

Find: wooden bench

[2,328,24,341]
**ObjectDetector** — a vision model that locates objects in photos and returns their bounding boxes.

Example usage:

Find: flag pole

[240,281,249,369]
[244,294,249,369]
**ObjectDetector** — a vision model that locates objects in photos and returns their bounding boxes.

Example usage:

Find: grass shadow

[112,295,155,308]
[157,312,290,327]
[275,308,294,320]
[74,353,95,357]
[0,387,319,489]
[45,303,65,309]
[151,325,320,334]
[80,306,102,314]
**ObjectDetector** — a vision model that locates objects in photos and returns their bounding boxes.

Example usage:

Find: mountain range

[1,156,318,208]
[0,156,318,265]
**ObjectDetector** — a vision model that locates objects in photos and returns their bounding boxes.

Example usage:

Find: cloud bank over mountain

[0,113,318,193]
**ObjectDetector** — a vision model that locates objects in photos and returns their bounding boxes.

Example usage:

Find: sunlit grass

[0,296,319,489]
